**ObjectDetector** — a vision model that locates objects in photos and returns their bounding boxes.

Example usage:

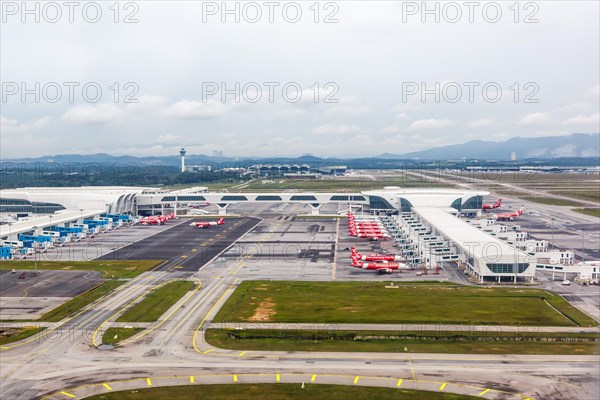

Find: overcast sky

[1,0,599,158]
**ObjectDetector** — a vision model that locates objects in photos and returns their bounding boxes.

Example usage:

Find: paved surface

[97,217,261,272]
[0,204,598,400]
[0,270,104,320]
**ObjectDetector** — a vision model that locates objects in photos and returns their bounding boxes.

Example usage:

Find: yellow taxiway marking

[479,388,491,396]
[102,383,112,390]
[397,378,403,387]
[146,378,152,386]
[203,349,215,354]
[174,266,183,269]
[189,376,195,383]
[439,383,447,391]
[191,249,197,252]
[311,374,317,382]
[180,255,188,258]
[192,279,238,353]
[238,351,246,357]
[276,374,280,382]
[353,376,360,384]
[233,375,238,382]
[60,391,76,398]
[408,358,417,380]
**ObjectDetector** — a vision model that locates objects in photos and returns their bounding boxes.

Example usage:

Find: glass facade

[255,195,283,201]
[450,198,462,211]
[290,195,317,201]
[330,195,349,201]
[399,198,412,212]
[462,196,482,210]
[486,263,529,273]
[221,195,248,201]
[369,196,395,210]
[161,195,206,202]
[0,199,65,214]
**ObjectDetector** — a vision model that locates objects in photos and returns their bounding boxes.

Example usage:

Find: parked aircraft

[482,198,502,210]
[350,247,403,262]
[350,256,407,273]
[191,217,225,228]
[494,208,523,221]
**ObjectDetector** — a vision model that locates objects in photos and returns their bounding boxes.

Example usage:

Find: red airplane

[494,207,523,221]
[482,198,502,210]
[350,247,403,262]
[350,256,407,273]
[139,212,174,225]
[139,216,163,225]
[191,217,225,228]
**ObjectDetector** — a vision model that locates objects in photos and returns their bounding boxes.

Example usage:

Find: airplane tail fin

[496,199,502,207]
[169,212,175,219]
[218,217,225,224]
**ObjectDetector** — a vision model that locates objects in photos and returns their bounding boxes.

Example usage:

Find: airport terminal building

[0,185,534,283]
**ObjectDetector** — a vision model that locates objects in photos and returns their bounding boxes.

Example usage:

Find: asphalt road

[97,217,261,272]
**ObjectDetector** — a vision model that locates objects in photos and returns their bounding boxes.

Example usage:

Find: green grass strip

[116,281,194,323]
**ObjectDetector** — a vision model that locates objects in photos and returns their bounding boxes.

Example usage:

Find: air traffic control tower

[180,147,186,173]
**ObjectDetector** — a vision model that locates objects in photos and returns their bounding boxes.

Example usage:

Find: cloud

[586,84,599,97]
[562,113,600,126]
[394,112,409,119]
[62,104,123,123]
[165,100,228,119]
[407,118,454,131]
[557,102,595,114]
[313,124,362,135]
[468,118,494,128]
[1,115,51,133]
[273,107,306,118]
[518,112,552,125]
[323,104,370,117]
[380,124,403,133]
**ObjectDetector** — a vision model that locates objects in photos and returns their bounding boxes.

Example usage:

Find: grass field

[0,260,162,279]
[573,208,600,218]
[213,281,598,327]
[551,190,600,203]
[521,196,583,207]
[41,281,125,322]
[0,327,46,346]
[82,384,480,400]
[116,280,194,323]
[205,329,599,355]
[102,327,144,345]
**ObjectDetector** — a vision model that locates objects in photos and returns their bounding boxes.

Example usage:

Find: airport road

[0,213,598,400]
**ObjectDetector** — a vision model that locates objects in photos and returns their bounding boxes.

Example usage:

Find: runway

[97,217,261,272]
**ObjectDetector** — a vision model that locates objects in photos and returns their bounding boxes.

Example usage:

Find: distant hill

[385,133,599,160]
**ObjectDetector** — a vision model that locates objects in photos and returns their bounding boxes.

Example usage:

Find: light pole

[550,217,554,250]
[32,225,38,275]
[581,230,585,263]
